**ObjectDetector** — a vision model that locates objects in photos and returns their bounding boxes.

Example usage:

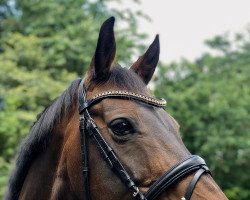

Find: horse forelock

[86,65,147,93]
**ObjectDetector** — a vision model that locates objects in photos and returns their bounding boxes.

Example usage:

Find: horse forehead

[101,99,150,112]
[100,99,168,125]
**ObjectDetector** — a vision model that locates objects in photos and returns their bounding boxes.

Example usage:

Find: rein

[78,79,210,200]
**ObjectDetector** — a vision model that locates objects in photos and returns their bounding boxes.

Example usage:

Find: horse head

[5,17,228,200]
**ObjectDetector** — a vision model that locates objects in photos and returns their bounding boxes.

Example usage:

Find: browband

[79,89,166,114]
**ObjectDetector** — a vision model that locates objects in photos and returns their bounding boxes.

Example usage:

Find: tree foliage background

[155,33,250,200]
[0,0,249,199]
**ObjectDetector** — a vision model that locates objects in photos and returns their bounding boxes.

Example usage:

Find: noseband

[78,79,210,200]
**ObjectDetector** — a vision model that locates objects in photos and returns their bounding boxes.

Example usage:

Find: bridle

[78,79,211,200]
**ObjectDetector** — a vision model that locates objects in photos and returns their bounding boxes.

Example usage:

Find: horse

[5,17,228,200]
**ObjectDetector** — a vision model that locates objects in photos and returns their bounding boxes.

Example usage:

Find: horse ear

[88,17,116,80]
[130,35,160,85]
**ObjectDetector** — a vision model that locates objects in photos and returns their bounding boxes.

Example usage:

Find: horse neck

[18,115,76,199]
[50,109,89,199]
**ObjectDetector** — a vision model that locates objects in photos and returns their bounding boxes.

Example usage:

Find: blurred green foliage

[0,0,146,198]
[155,32,250,200]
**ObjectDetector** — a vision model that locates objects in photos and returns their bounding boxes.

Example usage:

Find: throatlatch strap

[78,80,92,200]
[79,115,91,200]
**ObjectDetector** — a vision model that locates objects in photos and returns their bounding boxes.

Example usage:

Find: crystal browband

[80,90,166,112]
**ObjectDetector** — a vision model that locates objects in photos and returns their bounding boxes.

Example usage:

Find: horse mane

[5,66,146,200]
[5,78,82,200]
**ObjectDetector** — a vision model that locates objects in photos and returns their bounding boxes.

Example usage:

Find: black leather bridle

[78,79,211,200]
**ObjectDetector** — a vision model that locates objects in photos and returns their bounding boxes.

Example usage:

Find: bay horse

[5,17,228,200]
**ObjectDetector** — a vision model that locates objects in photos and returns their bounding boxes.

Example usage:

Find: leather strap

[78,80,92,200]
[145,156,210,200]
[79,115,92,200]
[78,79,146,200]
[182,167,209,200]
[79,90,166,114]
[83,110,146,200]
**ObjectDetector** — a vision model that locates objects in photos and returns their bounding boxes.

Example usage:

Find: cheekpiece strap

[78,79,147,200]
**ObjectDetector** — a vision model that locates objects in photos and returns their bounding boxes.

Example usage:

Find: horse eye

[108,118,135,136]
